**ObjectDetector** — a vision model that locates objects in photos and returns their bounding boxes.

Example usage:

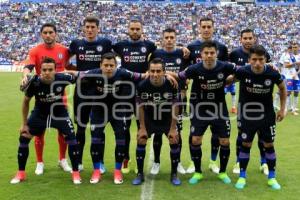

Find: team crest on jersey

[141,47,147,53]
[241,133,247,139]
[97,45,103,52]
[79,54,85,60]
[196,57,202,63]
[264,79,272,86]
[58,53,63,59]
[56,86,63,93]
[176,58,182,65]
[217,73,224,80]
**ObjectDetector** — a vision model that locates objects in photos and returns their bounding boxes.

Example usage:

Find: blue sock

[94,162,100,170]
[261,157,266,165]
[268,170,275,179]
[115,162,122,170]
[240,170,246,178]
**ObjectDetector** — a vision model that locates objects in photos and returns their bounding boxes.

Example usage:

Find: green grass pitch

[0,72,299,200]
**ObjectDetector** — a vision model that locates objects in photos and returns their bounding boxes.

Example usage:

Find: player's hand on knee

[137,128,148,144]
[168,130,178,144]
[19,125,32,138]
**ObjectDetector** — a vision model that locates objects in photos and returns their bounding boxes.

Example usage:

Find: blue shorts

[286,79,300,91]
[224,83,235,94]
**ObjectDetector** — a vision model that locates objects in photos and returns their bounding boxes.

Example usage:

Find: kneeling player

[234,45,286,190]
[11,57,81,184]
[132,58,181,186]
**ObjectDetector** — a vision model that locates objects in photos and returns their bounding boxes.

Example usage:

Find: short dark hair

[163,28,176,35]
[199,17,214,26]
[129,18,143,27]
[41,57,56,68]
[101,52,117,64]
[83,16,100,27]
[40,23,57,33]
[200,41,218,52]
[148,58,165,71]
[240,29,255,38]
[249,45,267,58]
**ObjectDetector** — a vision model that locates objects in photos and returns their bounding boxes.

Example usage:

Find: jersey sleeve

[120,68,142,82]
[220,45,229,61]
[26,48,37,68]
[112,42,122,55]
[148,41,157,53]
[61,73,77,84]
[24,79,36,98]
[234,67,243,81]
[273,70,284,85]
[68,40,77,55]
[178,64,196,80]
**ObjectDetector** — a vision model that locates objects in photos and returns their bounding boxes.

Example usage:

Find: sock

[231,94,236,107]
[236,134,243,163]
[90,137,103,169]
[115,162,122,170]
[170,144,180,175]
[18,136,31,171]
[287,95,291,111]
[294,93,299,110]
[265,146,276,179]
[115,138,125,163]
[124,126,131,160]
[189,140,202,173]
[183,97,187,112]
[211,136,219,161]
[58,133,67,160]
[75,126,86,164]
[178,134,182,161]
[239,145,251,178]
[66,137,79,171]
[219,145,230,173]
[99,133,105,163]
[136,144,146,174]
[258,139,266,164]
[34,133,45,163]
[153,134,162,163]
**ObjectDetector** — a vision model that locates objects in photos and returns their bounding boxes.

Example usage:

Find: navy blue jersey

[69,37,112,71]
[150,48,189,73]
[80,68,142,107]
[25,73,76,115]
[229,47,272,66]
[178,61,235,104]
[113,40,156,73]
[136,78,179,130]
[187,40,228,64]
[235,65,283,117]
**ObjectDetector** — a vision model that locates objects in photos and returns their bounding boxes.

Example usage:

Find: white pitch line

[141,138,154,200]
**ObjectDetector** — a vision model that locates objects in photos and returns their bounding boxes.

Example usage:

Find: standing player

[279,42,300,115]
[21,23,71,175]
[149,28,189,175]
[113,19,157,174]
[69,16,112,172]
[234,45,286,190]
[230,29,272,175]
[186,17,229,174]
[70,53,146,184]
[132,58,181,186]
[11,57,81,184]
[169,41,234,185]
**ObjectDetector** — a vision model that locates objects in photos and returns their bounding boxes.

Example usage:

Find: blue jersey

[229,47,272,66]
[69,37,112,71]
[187,40,228,64]
[136,78,179,130]
[150,48,189,73]
[235,65,283,117]
[113,39,156,73]
[178,61,235,105]
[25,73,76,115]
[80,68,142,107]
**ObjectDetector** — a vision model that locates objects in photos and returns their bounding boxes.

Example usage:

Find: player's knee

[168,137,177,145]
[219,138,230,146]
[19,135,31,144]
[263,142,274,148]
[191,136,202,146]
[138,138,147,145]
[242,142,252,148]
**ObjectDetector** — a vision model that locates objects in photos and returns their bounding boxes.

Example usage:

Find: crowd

[1,2,300,63]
